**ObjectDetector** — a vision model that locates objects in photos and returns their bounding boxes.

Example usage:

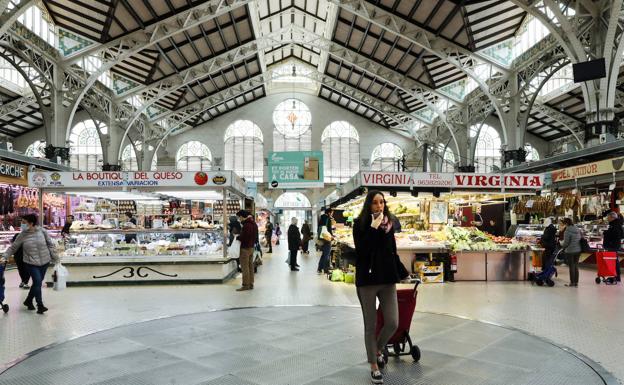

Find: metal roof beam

[0,0,35,37]
[0,93,38,120]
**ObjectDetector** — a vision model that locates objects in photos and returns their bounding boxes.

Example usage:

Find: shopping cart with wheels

[595,250,618,285]
[0,260,9,313]
[375,280,421,362]
[529,249,560,287]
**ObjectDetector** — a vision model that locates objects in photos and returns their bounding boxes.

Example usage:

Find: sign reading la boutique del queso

[29,171,233,188]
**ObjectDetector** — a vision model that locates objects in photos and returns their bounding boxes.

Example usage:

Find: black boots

[23,300,35,311]
[37,305,48,314]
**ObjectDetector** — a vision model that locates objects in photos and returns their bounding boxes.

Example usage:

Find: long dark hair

[356,190,393,231]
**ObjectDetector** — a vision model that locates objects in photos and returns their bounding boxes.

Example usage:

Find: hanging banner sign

[268,151,324,189]
[359,172,543,190]
[360,171,453,187]
[551,156,624,182]
[453,173,544,189]
[28,171,245,191]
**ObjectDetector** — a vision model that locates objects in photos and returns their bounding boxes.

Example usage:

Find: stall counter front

[29,170,246,285]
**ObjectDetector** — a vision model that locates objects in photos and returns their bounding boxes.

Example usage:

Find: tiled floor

[1,243,623,384]
[0,307,612,385]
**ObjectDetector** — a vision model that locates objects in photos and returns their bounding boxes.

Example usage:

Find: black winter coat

[603,218,623,250]
[540,224,557,250]
[288,224,301,250]
[353,216,409,287]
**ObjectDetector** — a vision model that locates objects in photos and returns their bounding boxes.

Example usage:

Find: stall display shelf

[69,228,221,235]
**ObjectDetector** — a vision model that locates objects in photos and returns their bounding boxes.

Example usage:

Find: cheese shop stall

[28,170,247,285]
[330,171,544,282]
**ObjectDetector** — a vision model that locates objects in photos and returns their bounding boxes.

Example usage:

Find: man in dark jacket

[236,210,258,291]
[603,211,623,281]
[540,217,558,271]
[287,217,302,271]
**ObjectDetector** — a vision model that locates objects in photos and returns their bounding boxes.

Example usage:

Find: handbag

[228,238,241,259]
[320,226,332,242]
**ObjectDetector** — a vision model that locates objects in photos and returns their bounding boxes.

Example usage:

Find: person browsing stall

[2,214,58,314]
[236,210,258,291]
[560,217,582,287]
[603,211,623,282]
[123,212,137,244]
[353,190,409,384]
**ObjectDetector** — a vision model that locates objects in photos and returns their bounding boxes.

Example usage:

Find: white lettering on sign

[0,161,25,178]
[361,172,453,187]
[453,174,543,189]
[359,172,543,189]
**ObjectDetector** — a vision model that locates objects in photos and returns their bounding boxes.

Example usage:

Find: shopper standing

[353,191,409,384]
[275,224,282,245]
[265,219,274,253]
[540,217,558,271]
[603,211,623,282]
[287,217,301,271]
[317,208,334,274]
[123,212,137,244]
[560,217,582,287]
[3,214,58,314]
[301,219,313,254]
[236,210,257,291]
[10,233,30,289]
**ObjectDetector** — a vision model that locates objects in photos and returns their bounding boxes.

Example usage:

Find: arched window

[438,144,456,173]
[371,143,403,171]
[121,142,157,171]
[224,120,264,182]
[25,140,46,158]
[525,144,539,162]
[69,120,104,171]
[473,124,502,173]
[274,192,311,208]
[273,98,311,151]
[321,121,359,183]
[176,141,212,171]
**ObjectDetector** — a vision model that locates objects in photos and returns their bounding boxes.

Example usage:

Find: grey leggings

[357,284,399,364]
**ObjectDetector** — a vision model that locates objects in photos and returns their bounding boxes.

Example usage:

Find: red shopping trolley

[595,251,618,285]
[375,280,421,362]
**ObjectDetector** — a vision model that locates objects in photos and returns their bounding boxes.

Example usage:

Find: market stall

[28,170,247,285]
[331,171,543,282]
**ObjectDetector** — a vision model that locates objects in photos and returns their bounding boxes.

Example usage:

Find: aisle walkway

[1,243,623,383]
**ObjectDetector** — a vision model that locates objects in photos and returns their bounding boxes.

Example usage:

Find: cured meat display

[0,183,66,230]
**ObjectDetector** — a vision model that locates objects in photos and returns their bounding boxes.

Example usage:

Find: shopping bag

[53,263,68,291]
[330,269,344,282]
[320,226,332,242]
[228,238,241,259]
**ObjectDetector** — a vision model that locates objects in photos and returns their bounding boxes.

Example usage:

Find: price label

[555,197,563,207]
[525,200,534,208]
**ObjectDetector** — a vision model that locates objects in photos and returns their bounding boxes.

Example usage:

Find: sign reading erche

[0,160,28,185]
[29,171,242,190]
[359,171,544,190]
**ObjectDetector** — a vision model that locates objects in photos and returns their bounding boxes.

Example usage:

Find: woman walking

[560,217,582,287]
[353,190,409,384]
[3,214,58,313]
[287,218,301,271]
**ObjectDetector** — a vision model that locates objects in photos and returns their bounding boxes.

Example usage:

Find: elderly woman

[287,217,302,271]
[3,214,58,314]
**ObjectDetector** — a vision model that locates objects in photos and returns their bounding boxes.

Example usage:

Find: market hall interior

[1,0,624,384]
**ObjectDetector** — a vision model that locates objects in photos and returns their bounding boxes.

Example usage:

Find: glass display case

[514,224,546,246]
[1,230,62,263]
[62,228,224,260]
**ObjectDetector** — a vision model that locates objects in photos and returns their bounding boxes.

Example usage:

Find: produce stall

[331,171,542,282]
[28,170,247,285]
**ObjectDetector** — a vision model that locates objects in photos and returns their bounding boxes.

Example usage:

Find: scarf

[379,215,393,234]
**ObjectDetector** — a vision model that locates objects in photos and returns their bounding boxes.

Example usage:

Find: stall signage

[0,160,26,179]
[268,151,324,189]
[29,171,238,189]
[453,173,544,189]
[551,156,624,182]
[360,172,453,187]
